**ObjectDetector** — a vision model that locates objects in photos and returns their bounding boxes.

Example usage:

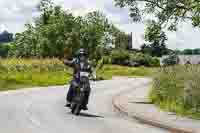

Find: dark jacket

[64,58,92,80]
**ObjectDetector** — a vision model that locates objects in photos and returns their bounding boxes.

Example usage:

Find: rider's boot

[65,82,75,107]
[65,101,71,107]
[82,105,88,110]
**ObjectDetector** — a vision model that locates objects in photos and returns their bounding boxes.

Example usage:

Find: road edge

[112,86,194,133]
[0,85,68,96]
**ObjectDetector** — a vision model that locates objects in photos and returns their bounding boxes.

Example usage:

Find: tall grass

[0,58,72,90]
[150,65,200,119]
[0,58,155,91]
[97,65,156,80]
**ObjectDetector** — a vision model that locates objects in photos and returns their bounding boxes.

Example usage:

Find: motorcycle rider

[63,49,93,110]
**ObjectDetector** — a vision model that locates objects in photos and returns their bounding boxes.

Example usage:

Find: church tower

[127,32,133,50]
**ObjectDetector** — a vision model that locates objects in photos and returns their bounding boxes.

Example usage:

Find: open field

[0,58,155,91]
[97,65,156,80]
[0,58,72,90]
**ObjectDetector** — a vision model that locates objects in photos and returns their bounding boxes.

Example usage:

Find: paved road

[0,78,168,133]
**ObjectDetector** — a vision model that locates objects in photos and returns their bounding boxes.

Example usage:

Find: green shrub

[150,57,160,67]
[102,56,112,64]
[110,49,130,65]
[129,53,160,67]
[107,50,160,67]
[162,54,179,66]
[0,43,10,57]
[129,53,144,66]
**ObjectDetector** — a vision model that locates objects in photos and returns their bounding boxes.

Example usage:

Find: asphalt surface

[0,78,168,133]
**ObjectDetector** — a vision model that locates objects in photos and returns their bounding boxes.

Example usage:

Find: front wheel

[71,104,76,114]
[74,104,81,116]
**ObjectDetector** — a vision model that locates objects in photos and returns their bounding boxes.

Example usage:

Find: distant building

[131,33,144,50]
[161,55,200,65]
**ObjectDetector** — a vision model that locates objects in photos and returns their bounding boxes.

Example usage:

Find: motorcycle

[70,71,91,116]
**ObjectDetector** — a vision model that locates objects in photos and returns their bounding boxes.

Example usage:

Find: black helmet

[77,48,87,57]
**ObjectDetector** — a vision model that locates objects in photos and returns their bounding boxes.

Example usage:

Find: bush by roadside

[110,49,160,67]
[162,54,179,66]
[129,53,160,67]
[150,65,200,119]
[110,49,130,65]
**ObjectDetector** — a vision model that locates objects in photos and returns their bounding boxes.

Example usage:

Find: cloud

[0,24,8,32]
[0,0,199,49]
[0,0,40,33]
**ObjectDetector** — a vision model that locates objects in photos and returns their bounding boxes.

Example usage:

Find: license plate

[80,72,89,77]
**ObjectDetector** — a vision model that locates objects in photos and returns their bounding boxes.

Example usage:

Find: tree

[0,44,10,57]
[141,21,169,57]
[11,3,78,58]
[10,0,124,60]
[37,0,54,25]
[141,43,151,54]
[193,48,200,54]
[114,31,129,49]
[114,0,200,30]
[174,49,182,55]
[182,49,193,55]
[80,11,108,60]
[0,31,13,43]
[173,49,200,55]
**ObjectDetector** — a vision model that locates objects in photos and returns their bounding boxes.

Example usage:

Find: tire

[71,104,76,114]
[74,104,81,116]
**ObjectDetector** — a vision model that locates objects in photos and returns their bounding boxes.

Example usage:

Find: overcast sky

[0,0,199,50]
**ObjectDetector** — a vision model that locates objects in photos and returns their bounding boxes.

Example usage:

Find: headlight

[80,72,89,77]
[80,87,84,91]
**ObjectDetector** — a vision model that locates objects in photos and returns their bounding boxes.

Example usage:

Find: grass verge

[97,65,156,80]
[149,65,200,120]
